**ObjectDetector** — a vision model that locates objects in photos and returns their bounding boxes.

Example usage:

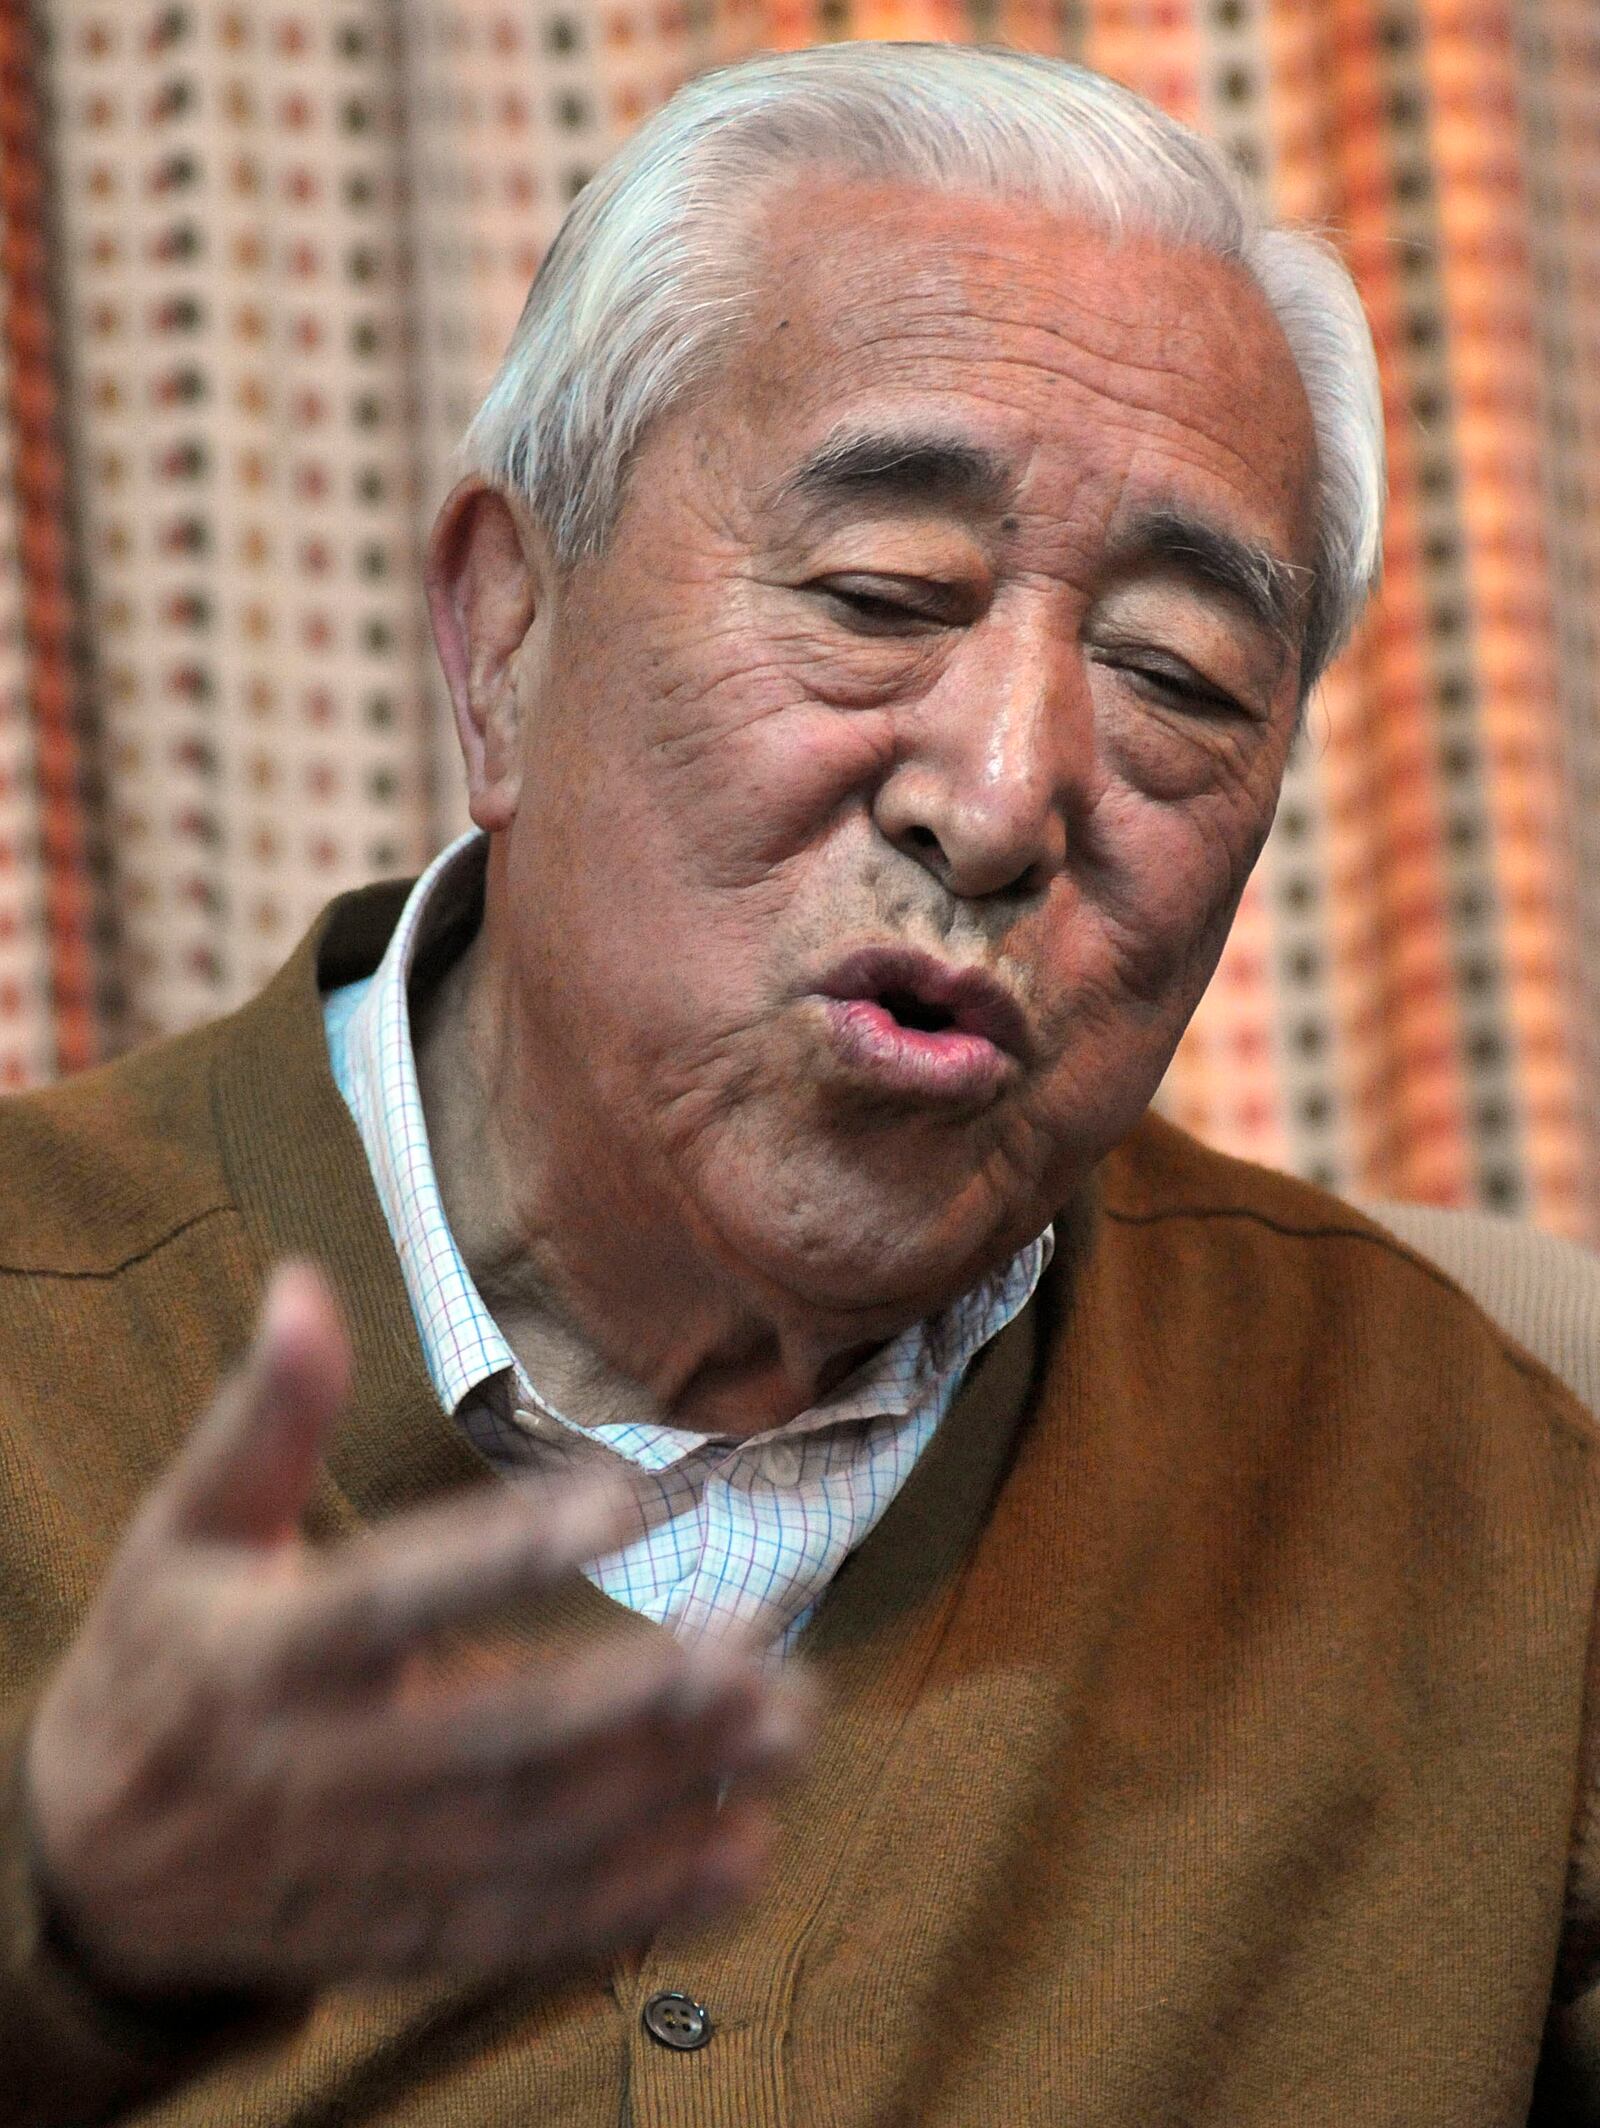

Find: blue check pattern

[324,831,1051,1653]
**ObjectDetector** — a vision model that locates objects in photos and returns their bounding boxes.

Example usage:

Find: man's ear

[424,478,553,832]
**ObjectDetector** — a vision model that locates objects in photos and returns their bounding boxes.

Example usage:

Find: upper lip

[815,945,1035,1062]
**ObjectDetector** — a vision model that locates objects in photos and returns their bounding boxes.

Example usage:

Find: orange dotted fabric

[0,346,56,1095]
[44,3,435,1044]
[1,0,1596,1241]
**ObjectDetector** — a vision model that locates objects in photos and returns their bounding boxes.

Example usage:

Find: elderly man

[0,39,1595,2128]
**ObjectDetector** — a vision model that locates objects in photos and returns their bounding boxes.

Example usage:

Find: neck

[412,935,906,1438]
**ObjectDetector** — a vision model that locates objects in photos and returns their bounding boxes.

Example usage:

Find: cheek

[538,573,924,887]
[1029,778,1273,1049]
[589,657,899,897]
[1094,703,1287,942]
[684,707,897,883]
[1116,798,1269,1019]
[513,696,897,1053]
[1097,682,1289,810]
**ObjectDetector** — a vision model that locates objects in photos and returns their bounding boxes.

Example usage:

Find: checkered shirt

[324,831,1051,1654]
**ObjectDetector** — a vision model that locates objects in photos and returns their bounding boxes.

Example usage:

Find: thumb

[156,1263,352,1548]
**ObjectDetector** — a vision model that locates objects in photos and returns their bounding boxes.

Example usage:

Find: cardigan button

[642,1991,713,2051]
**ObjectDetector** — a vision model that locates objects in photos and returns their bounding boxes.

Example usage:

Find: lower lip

[817,998,1013,1103]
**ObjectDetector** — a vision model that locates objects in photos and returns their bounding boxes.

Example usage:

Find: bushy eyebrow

[775,433,1308,645]
[1108,507,1309,645]
[777,426,1015,517]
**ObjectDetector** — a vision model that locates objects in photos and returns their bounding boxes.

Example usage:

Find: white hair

[461,41,1385,694]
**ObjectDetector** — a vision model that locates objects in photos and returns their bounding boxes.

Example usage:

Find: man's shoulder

[0,1018,237,1281]
[1102,1107,1366,1224]
[1102,1106,1445,1241]
[0,875,414,1286]
[1099,1108,1477,1277]
[1098,1109,1600,1452]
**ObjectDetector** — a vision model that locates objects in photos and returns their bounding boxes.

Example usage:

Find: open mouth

[811,946,1033,1102]
[875,987,959,1036]
[816,947,1031,1056]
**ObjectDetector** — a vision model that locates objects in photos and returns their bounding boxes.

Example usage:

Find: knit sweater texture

[0,879,1598,2127]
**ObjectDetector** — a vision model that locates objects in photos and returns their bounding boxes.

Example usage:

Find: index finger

[133,1264,351,1556]
[268,1472,640,1690]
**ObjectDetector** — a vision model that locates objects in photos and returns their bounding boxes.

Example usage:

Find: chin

[696,1122,1046,1324]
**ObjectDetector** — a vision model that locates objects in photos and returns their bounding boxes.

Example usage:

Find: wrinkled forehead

[721,177,1318,568]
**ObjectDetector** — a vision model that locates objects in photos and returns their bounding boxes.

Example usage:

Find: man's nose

[872,635,1092,901]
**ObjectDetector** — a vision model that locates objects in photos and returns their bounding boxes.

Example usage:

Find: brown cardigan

[0,879,1597,2127]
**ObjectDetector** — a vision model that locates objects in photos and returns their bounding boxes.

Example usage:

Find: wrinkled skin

[421,180,1318,1436]
[24,178,1318,2001]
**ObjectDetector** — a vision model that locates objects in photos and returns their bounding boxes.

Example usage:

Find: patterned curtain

[1,0,1596,1241]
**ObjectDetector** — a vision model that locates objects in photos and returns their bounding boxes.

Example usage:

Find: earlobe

[424,478,549,832]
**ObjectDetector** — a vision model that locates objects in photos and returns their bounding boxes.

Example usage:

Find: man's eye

[816,581,953,633]
[1100,653,1252,721]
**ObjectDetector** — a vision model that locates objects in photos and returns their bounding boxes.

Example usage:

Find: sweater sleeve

[0,1705,311,2127]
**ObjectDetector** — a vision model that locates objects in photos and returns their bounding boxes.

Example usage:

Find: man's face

[487,181,1318,1318]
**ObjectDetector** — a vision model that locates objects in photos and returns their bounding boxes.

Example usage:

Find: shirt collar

[332,830,512,1417]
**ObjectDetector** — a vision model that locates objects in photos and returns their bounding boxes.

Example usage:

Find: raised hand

[23,1265,811,1999]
